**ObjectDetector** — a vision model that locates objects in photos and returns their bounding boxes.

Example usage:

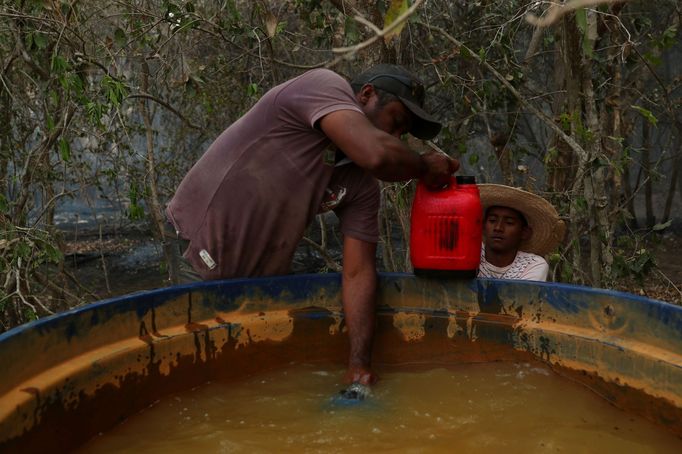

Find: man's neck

[484,246,518,268]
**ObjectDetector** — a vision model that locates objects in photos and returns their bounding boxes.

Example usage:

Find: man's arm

[319,110,458,189]
[341,235,378,386]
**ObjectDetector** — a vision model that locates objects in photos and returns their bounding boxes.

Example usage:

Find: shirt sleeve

[332,167,380,243]
[277,69,363,129]
[519,258,549,281]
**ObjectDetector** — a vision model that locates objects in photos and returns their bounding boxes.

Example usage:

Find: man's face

[483,206,530,254]
[362,92,412,138]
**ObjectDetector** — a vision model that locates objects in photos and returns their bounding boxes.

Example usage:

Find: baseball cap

[350,64,442,140]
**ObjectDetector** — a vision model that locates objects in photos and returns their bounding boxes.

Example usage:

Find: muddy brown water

[79,361,681,453]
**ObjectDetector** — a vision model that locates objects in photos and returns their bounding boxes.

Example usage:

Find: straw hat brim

[479,184,566,257]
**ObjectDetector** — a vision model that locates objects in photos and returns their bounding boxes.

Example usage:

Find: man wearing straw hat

[478,185,565,281]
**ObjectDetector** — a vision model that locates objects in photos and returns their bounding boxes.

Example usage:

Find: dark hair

[373,87,401,107]
[485,205,528,227]
[350,83,402,108]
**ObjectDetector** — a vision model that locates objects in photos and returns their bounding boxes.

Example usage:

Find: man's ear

[357,84,375,105]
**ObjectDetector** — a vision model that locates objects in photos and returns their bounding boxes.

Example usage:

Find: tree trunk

[546,23,580,194]
[139,59,176,284]
[642,121,655,229]
[562,16,589,284]
[662,121,682,222]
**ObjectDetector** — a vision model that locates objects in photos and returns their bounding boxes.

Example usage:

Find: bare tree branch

[126,93,205,131]
[419,22,590,164]
[330,0,424,55]
[526,0,630,28]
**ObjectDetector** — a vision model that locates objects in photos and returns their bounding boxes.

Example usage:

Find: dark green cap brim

[399,96,442,140]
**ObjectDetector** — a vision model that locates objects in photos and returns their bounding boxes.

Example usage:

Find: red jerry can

[410,175,482,278]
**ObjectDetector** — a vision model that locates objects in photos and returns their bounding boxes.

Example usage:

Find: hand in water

[332,367,377,404]
[338,382,371,401]
[345,366,378,386]
[335,366,377,402]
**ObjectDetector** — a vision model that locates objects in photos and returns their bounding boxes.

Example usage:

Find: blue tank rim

[0,273,678,344]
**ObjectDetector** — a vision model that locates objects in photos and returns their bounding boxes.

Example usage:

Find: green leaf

[575,8,587,33]
[383,0,409,44]
[344,16,359,44]
[559,112,572,131]
[101,75,128,107]
[652,219,672,232]
[0,194,8,214]
[575,8,593,58]
[247,83,259,96]
[276,21,287,35]
[127,184,145,220]
[33,32,49,50]
[659,24,678,49]
[44,243,63,263]
[643,52,662,66]
[114,28,127,47]
[129,204,144,220]
[582,37,594,58]
[51,55,69,73]
[85,101,103,126]
[575,196,588,213]
[560,262,574,282]
[165,1,181,17]
[46,114,55,132]
[66,74,84,95]
[17,241,31,259]
[24,308,38,322]
[548,253,561,264]
[468,153,479,166]
[631,105,658,126]
[59,138,71,161]
[48,89,59,106]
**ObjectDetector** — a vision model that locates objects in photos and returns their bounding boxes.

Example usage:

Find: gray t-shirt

[166,69,380,280]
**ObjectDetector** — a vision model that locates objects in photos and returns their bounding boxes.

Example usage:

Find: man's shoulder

[516,250,547,264]
[275,68,359,121]
[290,68,350,91]
[301,68,344,80]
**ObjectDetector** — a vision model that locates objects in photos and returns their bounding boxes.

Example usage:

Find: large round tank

[1,274,681,450]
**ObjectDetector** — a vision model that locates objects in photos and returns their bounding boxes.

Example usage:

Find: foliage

[0,0,680,331]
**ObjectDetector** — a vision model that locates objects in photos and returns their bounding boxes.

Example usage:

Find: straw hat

[479,184,566,257]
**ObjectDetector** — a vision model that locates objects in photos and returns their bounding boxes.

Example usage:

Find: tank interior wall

[1,274,681,451]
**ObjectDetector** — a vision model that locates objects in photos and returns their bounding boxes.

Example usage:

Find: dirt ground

[62,232,167,299]
[627,232,682,305]
[62,229,682,306]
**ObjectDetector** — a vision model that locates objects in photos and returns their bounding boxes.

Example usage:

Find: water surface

[80,361,681,453]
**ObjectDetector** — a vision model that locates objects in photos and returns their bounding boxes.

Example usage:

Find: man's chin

[486,243,508,254]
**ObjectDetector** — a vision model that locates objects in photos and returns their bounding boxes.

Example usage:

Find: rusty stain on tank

[392,312,427,341]
[1,275,682,452]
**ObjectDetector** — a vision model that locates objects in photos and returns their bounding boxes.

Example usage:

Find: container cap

[456,175,476,185]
